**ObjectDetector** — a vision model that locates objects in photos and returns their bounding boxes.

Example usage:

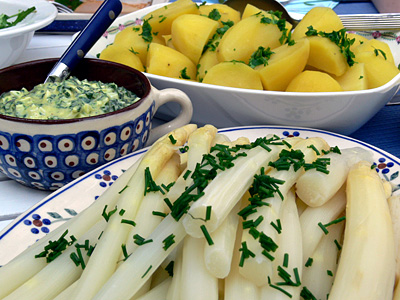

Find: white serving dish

[0,0,57,69]
[88,3,400,135]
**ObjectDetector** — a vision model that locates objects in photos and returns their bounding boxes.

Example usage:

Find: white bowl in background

[88,3,400,135]
[0,0,57,69]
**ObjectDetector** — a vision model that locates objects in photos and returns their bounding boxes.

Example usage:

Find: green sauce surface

[0,76,140,120]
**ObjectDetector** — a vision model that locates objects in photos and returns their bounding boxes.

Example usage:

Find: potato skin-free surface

[203,61,263,90]
[142,0,199,36]
[333,63,368,91]
[216,13,292,64]
[146,43,197,80]
[306,36,348,77]
[286,70,343,92]
[198,4,240,26]
[197,49,219,82]
[171,14,219,64]
[100,44,144,72]
[292,7,344,40]
[257,38,310,91]
[354,52,400,89]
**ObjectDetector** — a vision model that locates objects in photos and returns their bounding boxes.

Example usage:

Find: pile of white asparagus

[0,124,399,300]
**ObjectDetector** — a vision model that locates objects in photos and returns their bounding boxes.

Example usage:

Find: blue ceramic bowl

[0,58,192,190]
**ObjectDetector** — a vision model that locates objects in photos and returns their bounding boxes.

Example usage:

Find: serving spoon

[45,0,123,82]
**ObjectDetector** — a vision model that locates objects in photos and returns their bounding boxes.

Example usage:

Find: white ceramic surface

[0,0,57,68]
[88,3,400,135]
[1,125,400,265]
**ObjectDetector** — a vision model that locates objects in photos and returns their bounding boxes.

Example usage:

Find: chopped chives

[269,283,293,298]
[121,244,130,261]
[133,234,153,246]
[119,209,126,216]
[327,270,333,277]
[205,205,212,221]
[305,257,313,267]
[239,241,255,267]
[162,234,176,250]
[142,265,153,278]
[164,198,173,210]
[307,144,320,155]
[152,211,167,218]
[183,169,192,180]
[121,219,136,227]
[270,219,282,234]
[102,205,118,222]
[300,286,317,300]
[200,225,214,246]
[283,253,289,268]
[168,134,177,144]
[324,216,346,227]
[165,260,174,277]
[261,249,275,261]
[334,239,342,251]
[119,185,129,194]
[249,227,260,239]
[318,222,329,235]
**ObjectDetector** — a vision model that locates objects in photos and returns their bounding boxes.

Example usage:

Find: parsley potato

[171,14,219,64]
[202,61,263,90]
[286,70,343,92]
[216,13,292,64]
[99,44,144,72]
[146,43,197,80]
[291,7,344,40]
[198,3,240,26]
[333,62,368,91]
[256,38,310,91]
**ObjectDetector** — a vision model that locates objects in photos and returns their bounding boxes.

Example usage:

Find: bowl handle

[147,87,193,145]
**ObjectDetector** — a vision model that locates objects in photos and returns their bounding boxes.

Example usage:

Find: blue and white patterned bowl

[0,58,192,190]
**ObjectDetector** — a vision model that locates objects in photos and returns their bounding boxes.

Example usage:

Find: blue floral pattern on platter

[1,126,400,266]
[0,103,154,191]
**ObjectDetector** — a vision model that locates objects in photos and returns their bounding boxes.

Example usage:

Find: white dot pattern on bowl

[15,138,31,152]
[38,139,53,152]
[0,103,154,190]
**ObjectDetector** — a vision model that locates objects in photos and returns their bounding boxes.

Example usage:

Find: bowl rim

[0,0,57,38]
[0,58,152,125]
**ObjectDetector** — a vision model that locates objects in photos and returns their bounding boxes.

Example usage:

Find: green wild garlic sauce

[0,77,140,120]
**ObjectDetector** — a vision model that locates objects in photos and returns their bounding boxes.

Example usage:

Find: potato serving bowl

[88,3,400,135]
[0,58,192,190]
[0,0,57,69]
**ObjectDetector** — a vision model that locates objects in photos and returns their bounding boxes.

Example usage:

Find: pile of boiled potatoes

[100,0,400,92]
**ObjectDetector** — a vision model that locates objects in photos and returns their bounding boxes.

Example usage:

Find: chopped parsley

[249,46,275,69]
[0,6,36,30]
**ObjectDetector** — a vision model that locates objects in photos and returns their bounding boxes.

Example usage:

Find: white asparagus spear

[296,147,373,207]
[0,157,141,299]
[135,278,172,300]
[123,153,181,256]
[204,202,240,278]
[260,190,303,300]
[394,282,400,300]
[388,194,400,285]
[53,280,78,300]
[166,244,183,300]
[4,220,105,300]
[93,214,187,300]
[182,141,286,238]
[71,125,196,300]
[329,161,396,300]
[224,208,260,300]
[301,221,344,300]
[240,137,329,286]
[180,236,219,300]
[300,187,346,264]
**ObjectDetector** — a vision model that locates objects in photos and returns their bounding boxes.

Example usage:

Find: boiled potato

[162,34,176,49]
[217,13,292,64]
[292,7,344,40]
[257,38,310,91]
[203,61,263,90]
[333,63,367,91]
[100,44,144,71]
[242,3,264,19]
[354,51,400,89]
[346,33,368,52]
[198,4,240,26]
[171,14,219,64]
[306,35,348,76]
[286,70,343,92]
[197,49,219,82]
[113,25,164,65]
[353,39,395,64]
[142,0,198,36]
[146,43,197,79]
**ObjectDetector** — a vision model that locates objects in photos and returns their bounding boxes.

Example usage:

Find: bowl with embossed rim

[0,58,192,190]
